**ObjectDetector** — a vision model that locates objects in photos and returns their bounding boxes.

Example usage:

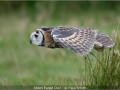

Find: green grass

[85,30,120,89]
[0,12,84,86]
[0,4,120,89]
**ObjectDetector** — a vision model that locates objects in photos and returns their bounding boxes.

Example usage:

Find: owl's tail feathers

[94,33,115,52]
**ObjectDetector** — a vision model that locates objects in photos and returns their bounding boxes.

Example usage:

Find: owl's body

[30,26,114,55]
[38,27,62,48]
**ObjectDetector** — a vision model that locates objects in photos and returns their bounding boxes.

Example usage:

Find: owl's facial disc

[30,29,44,46]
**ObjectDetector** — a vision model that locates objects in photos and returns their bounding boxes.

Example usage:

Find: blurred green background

[0,1,120,86]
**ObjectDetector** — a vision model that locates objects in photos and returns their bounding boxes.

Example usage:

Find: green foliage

[83,30,120,89]
[0,1,120,89]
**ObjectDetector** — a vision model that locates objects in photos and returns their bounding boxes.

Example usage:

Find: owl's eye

[34,34,38,38]
[36,30,39,34]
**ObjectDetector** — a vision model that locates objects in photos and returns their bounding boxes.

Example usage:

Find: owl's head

[30,29,44,46]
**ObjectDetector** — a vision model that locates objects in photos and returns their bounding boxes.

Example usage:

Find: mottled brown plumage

[30,26,115,55]
[39,27,62,48]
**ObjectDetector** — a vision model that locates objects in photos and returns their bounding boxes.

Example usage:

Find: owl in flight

[30,26,115,55]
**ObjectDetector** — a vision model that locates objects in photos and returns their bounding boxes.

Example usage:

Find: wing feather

[51,26,97,55]
[95,33,115,47]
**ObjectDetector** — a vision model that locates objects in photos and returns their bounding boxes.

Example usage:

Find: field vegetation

[0,1,119,89]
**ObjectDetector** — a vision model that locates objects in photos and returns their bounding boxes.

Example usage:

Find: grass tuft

[83,29,120,89]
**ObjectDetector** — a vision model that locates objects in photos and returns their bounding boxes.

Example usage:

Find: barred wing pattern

[51,26,97,55]
[96,32,115,47]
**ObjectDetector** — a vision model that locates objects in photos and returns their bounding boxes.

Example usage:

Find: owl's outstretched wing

[96,32,115,47]
[51,26,97,55]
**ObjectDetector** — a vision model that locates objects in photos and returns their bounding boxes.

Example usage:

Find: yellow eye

[34,34,38,38]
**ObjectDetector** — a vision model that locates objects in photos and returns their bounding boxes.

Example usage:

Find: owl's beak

[30,39,32,44]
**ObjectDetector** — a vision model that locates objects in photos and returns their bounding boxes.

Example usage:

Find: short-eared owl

[30,26,115,55]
